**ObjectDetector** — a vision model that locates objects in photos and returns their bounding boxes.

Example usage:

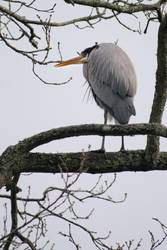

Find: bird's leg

[100,111,107,152]
[120,136,125,151]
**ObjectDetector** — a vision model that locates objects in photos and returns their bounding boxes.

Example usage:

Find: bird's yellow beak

[54,55,87,68]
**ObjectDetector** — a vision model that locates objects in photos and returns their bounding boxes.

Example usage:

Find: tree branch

[0,123,166,189]
[13,150,167,174]
[0,123,166,187]
[9,123,167,154]
[64,0,160,14]
[146,14,167,156]
[0,4,110,28]
[3,174,20,249]
[16,232,37,250]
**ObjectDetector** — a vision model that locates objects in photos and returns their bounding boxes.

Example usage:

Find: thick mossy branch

[146,14,167,155]
[14,151,167,174]
[9,123,167,153]
[0,123,167,189]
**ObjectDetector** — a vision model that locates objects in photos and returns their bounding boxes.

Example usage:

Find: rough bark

[0,123,167,189]
[14,151,167,174]
[146,14,167,156]
[65,0,160,13]
[6,123,167,153]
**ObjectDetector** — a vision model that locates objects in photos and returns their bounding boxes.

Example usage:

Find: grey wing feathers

[83,43,137,124]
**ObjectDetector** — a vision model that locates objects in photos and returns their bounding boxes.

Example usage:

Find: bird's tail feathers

[112,97,136,124]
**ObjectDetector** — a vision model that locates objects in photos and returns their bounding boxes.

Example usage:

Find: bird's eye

[81,54,88,63]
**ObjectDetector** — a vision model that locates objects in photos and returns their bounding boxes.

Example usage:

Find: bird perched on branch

[55,43,137,151]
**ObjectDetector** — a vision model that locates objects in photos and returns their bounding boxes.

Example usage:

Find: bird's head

[54,44,99,68]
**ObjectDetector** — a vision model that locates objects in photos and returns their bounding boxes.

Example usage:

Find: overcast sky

[0,1,167,249]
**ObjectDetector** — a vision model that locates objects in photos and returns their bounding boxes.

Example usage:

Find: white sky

[0,1,167,249]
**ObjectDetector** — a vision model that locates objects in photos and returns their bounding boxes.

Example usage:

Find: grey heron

[55,43,137,151]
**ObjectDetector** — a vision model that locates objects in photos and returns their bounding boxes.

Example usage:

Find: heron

[55,43,137,151]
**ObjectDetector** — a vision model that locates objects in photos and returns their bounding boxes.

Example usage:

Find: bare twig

[32,59,72,86]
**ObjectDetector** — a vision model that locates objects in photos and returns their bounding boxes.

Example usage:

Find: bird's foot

[89,148,105,154]
[89,148,108,159]
[119,147,126,152]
